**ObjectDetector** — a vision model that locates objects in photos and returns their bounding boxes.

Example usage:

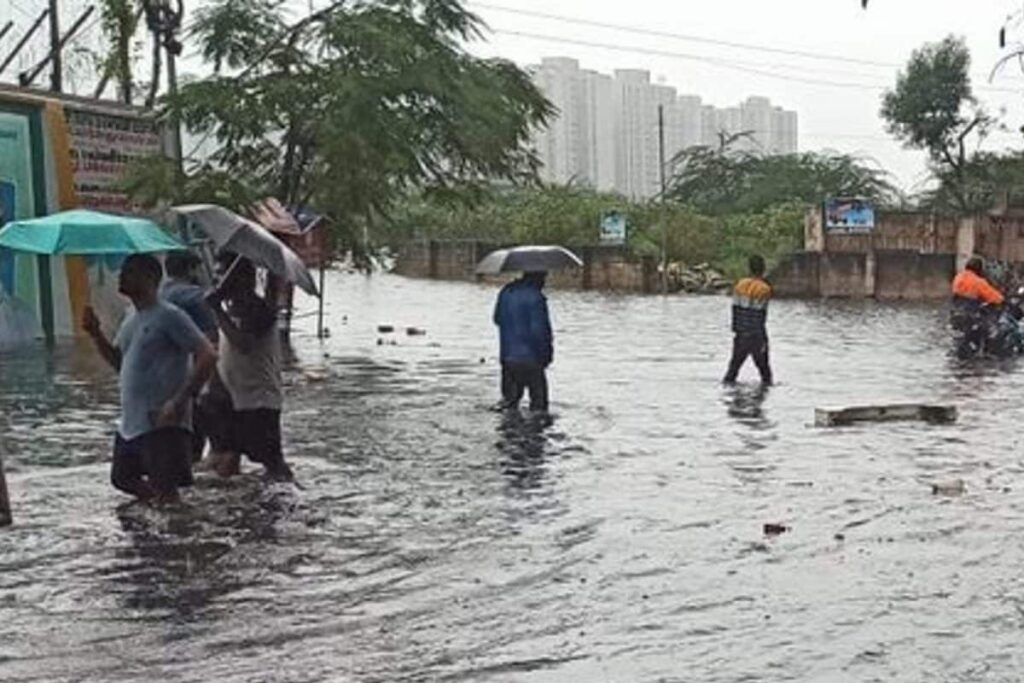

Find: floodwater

[2,273,1024,682]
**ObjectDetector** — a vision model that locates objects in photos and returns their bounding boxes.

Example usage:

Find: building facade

[530,57,799,199]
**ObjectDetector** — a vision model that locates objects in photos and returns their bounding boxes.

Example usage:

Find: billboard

[600,210,627,245]
[824,198,875,233]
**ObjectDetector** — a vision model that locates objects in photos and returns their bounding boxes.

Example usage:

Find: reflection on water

[723,384,771,428]
[2,273,1024,682]
[497,410,556,493]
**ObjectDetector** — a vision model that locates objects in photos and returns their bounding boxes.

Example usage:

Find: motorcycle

[953,290,1024,359]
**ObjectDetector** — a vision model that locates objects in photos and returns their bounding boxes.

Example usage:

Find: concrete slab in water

[815,404,958,427]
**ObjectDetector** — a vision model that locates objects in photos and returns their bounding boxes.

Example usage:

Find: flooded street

[3,272,1024,682]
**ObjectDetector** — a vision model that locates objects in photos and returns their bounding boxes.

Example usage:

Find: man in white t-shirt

[83,254,218,503]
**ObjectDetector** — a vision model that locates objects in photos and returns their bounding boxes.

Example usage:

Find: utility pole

[143,1,185,176]
[658,104,668,295]
[48,0,61,91]
[166,40,182,175]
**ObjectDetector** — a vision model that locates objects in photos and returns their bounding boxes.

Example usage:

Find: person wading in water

[493,271,554,412]
[723,254,773,386]
[203,255,295,482]
[83,254,218,504]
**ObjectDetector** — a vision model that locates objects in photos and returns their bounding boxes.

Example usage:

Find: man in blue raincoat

[493,271,553,412]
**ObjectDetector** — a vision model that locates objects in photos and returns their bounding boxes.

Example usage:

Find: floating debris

[815,404,957,427]
[931,479,966,496]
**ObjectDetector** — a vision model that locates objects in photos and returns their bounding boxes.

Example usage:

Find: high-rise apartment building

[530,58,616,192]
[530,58,799,199]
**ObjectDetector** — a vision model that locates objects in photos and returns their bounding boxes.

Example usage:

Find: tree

[666,147,897,216]
[133,0,552,261]
[98,0,141,104]
[384,186,801,278]
[918,151,1024,212]
[881,36,991,211]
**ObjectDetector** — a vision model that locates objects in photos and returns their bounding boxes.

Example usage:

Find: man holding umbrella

[493,271,554,413]
[479,246,580,414]
[203,254,294,482]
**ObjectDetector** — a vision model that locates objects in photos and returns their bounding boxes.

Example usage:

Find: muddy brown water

[1,272,1023,682]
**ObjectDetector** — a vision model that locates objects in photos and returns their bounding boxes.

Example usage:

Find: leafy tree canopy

[132,0,553,258]
[665,147,898,216]
[881,35,993,211]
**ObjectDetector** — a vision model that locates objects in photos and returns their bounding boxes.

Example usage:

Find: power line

[472,1,902,69]
[493,28,1024,96]
[476,2,1024,88]
[496,28,892,91]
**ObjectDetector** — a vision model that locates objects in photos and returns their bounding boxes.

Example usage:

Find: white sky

[6,0,1024,193]
[461,0,1024,194]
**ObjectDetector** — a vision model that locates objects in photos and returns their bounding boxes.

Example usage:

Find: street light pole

[658,104,668,295]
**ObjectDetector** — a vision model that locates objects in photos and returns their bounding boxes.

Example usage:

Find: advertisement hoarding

[824,198,875,233]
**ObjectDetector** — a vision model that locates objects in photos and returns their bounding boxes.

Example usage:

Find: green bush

[382,186,806,280]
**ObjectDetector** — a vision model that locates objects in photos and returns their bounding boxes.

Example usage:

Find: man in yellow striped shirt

[723,255,773,385]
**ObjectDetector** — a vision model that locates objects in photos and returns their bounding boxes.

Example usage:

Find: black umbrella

[475,245,583,275]
[172,204,319,296]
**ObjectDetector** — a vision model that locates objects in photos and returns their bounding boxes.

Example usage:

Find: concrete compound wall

[874,251,956,300]
[397,208,979,300]
[818,252,869,298]
[790,208,1000,299]
[806,210,959,255]
[394,240,659,293]
[771,250,955,300]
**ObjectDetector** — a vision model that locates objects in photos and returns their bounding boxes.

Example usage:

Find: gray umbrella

[475,245,583,275]
[172,204,319,296]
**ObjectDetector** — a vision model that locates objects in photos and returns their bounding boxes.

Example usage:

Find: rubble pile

[664,262,732,294]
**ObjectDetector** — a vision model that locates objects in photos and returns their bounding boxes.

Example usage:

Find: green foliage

[920,151,1024,213]
[881,36,981,159]
[881,35,992,211]
[385,186,804,279]
[667,148,897,215]
[383,186,628,247]
[132,0,552,255]
[715,203,806,278]
[122,155,260,210]
[98,0,142,103]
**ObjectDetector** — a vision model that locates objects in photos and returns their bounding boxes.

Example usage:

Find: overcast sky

[461,0,1024,193]
[6,0,1024,192]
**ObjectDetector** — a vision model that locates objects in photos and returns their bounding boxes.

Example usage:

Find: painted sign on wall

[65,107,163,212]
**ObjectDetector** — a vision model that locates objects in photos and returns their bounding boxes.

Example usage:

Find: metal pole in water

[317,263,325,339]
[658,104,668,295]
[0,451,11,527]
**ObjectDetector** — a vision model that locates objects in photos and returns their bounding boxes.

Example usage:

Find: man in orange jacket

[953,256,1004,305]
[951,256,1004,333]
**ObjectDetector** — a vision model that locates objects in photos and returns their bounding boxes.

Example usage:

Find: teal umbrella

[0,209,184,255]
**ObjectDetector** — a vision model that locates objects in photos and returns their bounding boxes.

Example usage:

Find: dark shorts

[206,403,285,469]
[112,428,194,496]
